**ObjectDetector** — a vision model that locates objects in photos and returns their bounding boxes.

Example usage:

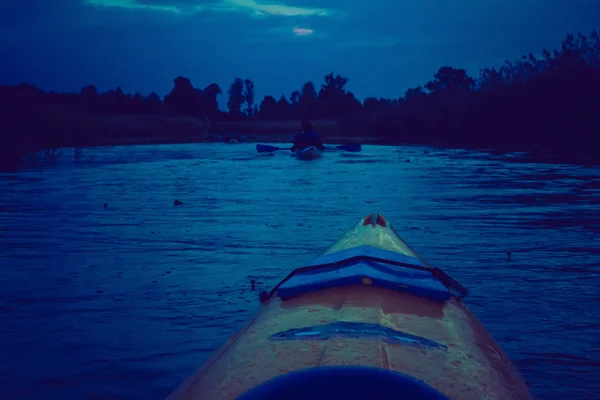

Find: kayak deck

[277,259,450,301]
[170,288,529,399]
[272,212,466,302]
[292,146,323,160]
[167,212,533,400]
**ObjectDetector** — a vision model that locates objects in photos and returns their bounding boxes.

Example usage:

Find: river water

[0,143,599,400]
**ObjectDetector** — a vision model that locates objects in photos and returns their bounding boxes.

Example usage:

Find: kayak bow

[255,144,362,154]
[167,212,533,400]
[292,146,323,160]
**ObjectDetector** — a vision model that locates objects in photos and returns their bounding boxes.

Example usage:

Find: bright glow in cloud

[225,0,330,17]
[85,0,332,17]
[293,27,313,36]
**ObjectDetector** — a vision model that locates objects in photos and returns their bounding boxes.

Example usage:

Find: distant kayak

[292,146,323,160]
[167,212,534,400]
[256,144,361,154]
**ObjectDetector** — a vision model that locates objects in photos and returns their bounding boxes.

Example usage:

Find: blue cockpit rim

[236,366,450,400]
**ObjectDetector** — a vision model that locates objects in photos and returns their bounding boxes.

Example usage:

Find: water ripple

[0,143,599,399]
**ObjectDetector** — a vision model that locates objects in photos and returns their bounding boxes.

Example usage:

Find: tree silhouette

[289,90,300,113]
[319,73,350,118]
[203,83,222,118]
[277,95,292,119]
[81,84,98,111]
[321,73,348,92]
[243,79,255,117]
[164,76,202,116]
[145,92,163,114]
[297,81,317,119]
[227,78,245,119]
[425,67,475,94]
[258,95,278,120]
[404,86,427,101]
[81,84,97,98]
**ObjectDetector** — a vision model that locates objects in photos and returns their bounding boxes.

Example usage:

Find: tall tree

[164,76,202,117]
[404,86,427,101]
[227,78,245,118]
[258,95,278,120]
[81,84,98,111]
[425,67,475,94]
[243,79,255,117]
[145,92,163,114]
[289,90,300,116]
[478,68,503,91]
[81,84,98,98]
[297,81,317,119]
[105,87,128,114]
[202,83,222,118]
[318,73,360,118]
[320,72,348,93]
[277,95,292,119]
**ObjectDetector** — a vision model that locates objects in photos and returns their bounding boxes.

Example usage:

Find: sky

[0,0,598,106]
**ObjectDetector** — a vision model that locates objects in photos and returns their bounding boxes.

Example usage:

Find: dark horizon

[2,28,600,172]
[0,26,600,170]
[0,30,595,110]
[2,27,599,110]
[1,0,599,105]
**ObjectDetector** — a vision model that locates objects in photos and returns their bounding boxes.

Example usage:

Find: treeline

[1,30,599,164]
[0,72,362,121]
[363,31,600,160]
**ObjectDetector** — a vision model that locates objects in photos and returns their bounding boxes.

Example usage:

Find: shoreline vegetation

[1,30,599,170]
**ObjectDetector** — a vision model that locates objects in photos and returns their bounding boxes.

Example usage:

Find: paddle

[256,144,290,153]
[256,144,361,153]
[328,144,362,152]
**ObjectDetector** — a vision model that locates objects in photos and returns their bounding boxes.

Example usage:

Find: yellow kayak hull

[167,213,533,400]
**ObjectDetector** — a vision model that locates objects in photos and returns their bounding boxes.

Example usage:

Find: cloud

[293,27,313,36]
[84,0,202,14]
[224,0,330,17]
[83,0,334,17]
[238,24,319,44]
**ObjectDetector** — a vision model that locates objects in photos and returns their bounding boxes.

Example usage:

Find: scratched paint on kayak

[0,143,599,399]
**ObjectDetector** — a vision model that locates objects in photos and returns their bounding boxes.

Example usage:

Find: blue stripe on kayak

[277,259,450,301]
[309,245,426,269]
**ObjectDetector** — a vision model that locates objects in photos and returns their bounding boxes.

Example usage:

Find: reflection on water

[1,143,599,399]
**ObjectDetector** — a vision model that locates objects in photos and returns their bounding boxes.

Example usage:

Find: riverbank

[1,105,598,171]
[60,111,600,165]
[1,106,375,149]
